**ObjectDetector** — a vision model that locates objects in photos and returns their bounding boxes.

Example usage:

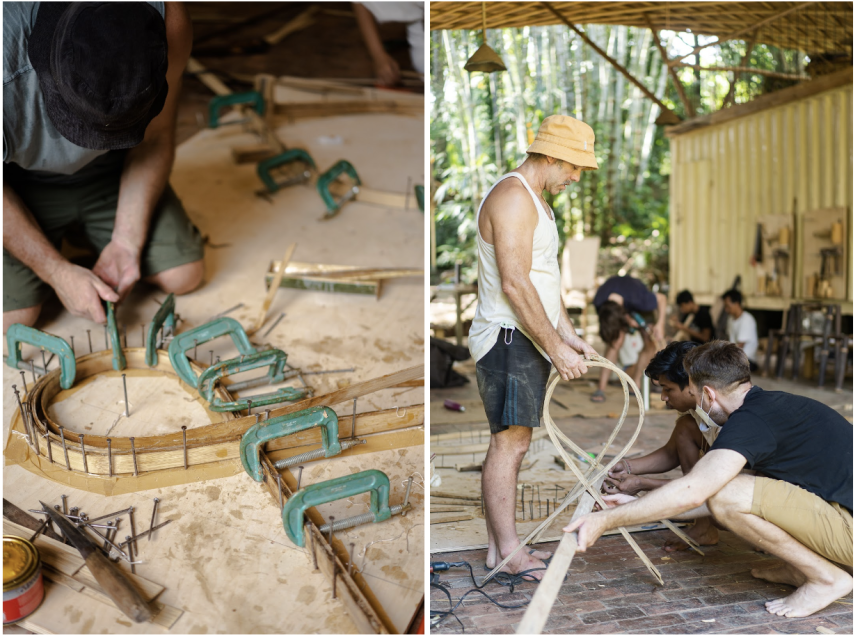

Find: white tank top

[468,172,561,363]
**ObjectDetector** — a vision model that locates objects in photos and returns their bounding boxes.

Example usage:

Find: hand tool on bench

[239,406,365,482]
[282,470,412,547]
[256,148,316,195]
[3,498,65,544]
[317,160,361,219]
[197,349,308,412]
[145,294,175,366]
[39,502,155,623]
[105,301,126,371]
[168,317,257,388]
[6,324,76,389]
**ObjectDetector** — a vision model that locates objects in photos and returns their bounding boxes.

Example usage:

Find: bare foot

[501,548,548,581]
[764,572,853,618]
[752,562,805,588]
[662,518,720,552]
[486,545,551,569]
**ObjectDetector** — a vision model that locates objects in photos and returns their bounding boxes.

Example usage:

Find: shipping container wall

[669,84,852,308]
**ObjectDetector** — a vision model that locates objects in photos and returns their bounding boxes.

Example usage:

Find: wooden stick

[262,6,317,46]
[646,16,694,119]
[677,63,808,81]
[430,514,474,525]
[250,242,295,335]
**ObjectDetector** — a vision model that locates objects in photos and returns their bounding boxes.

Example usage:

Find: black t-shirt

[593,276,657,313]
[681,307,714,344]
[710,386,852,511]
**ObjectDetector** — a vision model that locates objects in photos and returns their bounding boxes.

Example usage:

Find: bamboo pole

[645,15,695,119]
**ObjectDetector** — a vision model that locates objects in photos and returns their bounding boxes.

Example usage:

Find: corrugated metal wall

[669,84,853,308]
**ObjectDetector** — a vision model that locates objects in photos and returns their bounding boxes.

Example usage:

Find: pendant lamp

[464,3,507,73]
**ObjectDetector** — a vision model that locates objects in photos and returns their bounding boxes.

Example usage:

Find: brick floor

[430,530,853,634]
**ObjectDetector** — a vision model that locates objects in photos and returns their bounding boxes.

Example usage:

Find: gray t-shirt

[3,2,165,177]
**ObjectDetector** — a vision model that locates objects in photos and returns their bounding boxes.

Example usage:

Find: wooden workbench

[3,87,423,633]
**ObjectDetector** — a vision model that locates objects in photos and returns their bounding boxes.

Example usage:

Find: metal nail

[193,339,198,361]
[296,466,304,491]
[141,324,145,347]
[129,507,138,556]
[118,519,172,547]
[247,399,252,417]
[107,438,112,476]
[61,495,68,515]
[307,523,318,570]
[41,349,47,373]
[210,350,214,366]
[328,516,334,548]
[351,398,357,439]
[58,427,71,470]
[181,426,188,469]
[277,473,283,508]
[104,522,114,551]
[30,359,36,383]
[126,536,136,574]
[29,519,50,543]
[122,374,130,417]
[332,560,338,599]
[79,434,88,473]
[104,325,108,349]
[122,323,127,348]
[87,506,133,524]
[261,312,285,338]
[403,477,413,510]
[20,370,28,394]
[87,329,92,353]
[348,543,355,575]
[130,436,139,476]
[45,431,54,464]
[149,498,160,540]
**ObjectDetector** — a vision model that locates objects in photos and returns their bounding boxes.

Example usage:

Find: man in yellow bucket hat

[469,115,600,580]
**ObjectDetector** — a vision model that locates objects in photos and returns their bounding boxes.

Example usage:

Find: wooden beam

[542,2,673,116]
[646,15,694,119]
[678,63,808,82]
[668,2,816,67]
[666,67,853,137]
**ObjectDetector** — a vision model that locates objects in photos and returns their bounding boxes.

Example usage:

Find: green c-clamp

[208,91,265,129]
[282,469,392,547]
[145,294,175,367]
[239,406,341,482]
[197,349,307,412]
[257,149,316,193]
[5,324,77,390]
[105,301,126,371]
[317,160,361,216]
[168,317,256,388]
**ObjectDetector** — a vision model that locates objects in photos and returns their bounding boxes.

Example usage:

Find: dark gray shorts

[475,328,552,434]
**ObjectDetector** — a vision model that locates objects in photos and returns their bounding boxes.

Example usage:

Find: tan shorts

[752,476,853,567]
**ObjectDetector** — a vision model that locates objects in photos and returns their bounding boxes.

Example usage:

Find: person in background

[669,289,714,344]
[591,275,666,402]
[353,3,423,86]
[723,289,760,372]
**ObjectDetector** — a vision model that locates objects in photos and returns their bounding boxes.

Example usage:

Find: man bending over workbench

[602,340,721,551]
[591,275,666,403]
[470,115,599,581]
[3,2,204,333]
[565,341,852,619]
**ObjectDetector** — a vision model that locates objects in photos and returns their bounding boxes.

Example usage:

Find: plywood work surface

[3,97,423,633]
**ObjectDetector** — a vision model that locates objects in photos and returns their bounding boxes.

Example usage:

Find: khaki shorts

[752,476,853,567]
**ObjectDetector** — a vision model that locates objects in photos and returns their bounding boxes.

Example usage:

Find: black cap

[28,2,169,151]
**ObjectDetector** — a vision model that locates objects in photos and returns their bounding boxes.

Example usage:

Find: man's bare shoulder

[482,176,538,227]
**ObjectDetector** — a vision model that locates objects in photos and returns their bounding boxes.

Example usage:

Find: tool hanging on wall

[282,470,411,547]
[6,325,76,390]
[239,406,363,482]
[197,349,308,412]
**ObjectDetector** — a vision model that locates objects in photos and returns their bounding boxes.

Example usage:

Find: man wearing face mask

[601,341,721,550]
[564,341,852,619]
[470,115,599,581]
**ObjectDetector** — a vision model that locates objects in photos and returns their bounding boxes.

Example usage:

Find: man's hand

[563,511,609,552]
[49,263,119,324]
[651,323,665,344]
[373,52,401,86]
[564,333,599,358]
[550,342,589,380]
[92,240,141,301]
[601,494,639,509]
[602,473,647,495]
[668,317,682,330]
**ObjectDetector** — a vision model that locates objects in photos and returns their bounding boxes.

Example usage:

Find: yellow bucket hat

[526,115,598,170]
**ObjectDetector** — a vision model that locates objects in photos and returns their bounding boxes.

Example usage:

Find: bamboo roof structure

[430,2,853,56]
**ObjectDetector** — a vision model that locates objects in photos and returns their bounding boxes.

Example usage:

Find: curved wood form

[6,351,423,494]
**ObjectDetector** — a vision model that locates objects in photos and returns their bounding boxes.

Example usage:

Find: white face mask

[694,389,720,430]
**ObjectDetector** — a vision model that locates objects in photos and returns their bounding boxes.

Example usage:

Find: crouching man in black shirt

[565,340,852,618]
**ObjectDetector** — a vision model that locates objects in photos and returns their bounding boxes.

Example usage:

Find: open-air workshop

[429,1,853,635]
[3,2,424,634]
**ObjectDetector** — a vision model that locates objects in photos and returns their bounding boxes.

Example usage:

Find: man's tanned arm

[93,2,192,299]
[564,449,747,551]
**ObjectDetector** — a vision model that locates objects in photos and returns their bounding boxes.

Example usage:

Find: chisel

[39,502,155,623]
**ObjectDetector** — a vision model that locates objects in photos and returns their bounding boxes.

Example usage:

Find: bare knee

[147,260,204,295]
[4,305,42,333]
[490,426,533,457]
[707,475,755,519]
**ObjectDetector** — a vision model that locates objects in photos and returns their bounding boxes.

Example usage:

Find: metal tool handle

[145,293,175,367]
[257,148,316,193]
[239,406,341,482]
[105,301,126,371]
[282,469,392,547]
[208,91,265,128]
[316,160,361,214]
[167,317,256,388]
[5,324,76,390]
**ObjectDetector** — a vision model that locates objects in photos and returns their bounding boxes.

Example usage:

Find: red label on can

[3,572,44,624]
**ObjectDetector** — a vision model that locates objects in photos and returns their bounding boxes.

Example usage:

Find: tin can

[3,536,44,625]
